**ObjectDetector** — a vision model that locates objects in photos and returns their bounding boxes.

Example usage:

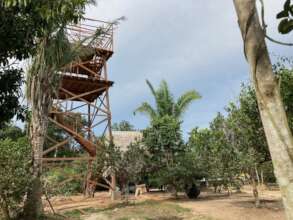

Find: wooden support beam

[46,135,58,144]
[91,118,108,129]
[43,139,69,156]
[60,88,109,115]
[42,157,95,162]
[78,63,99,77]
[62,87,106,102]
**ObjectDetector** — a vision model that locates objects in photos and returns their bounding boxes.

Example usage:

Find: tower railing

[66,18,114,52]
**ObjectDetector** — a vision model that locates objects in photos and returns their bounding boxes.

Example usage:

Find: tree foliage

[0,123,25,140]
[277,64,293,131]
[114,141,149,194]
[277,0,293,34]
[0,0,95,125]
[143,115,184,165]
[142,113,201,195]
[112,120,135,131]
[0,136,31,220]
[133,80,202,196]
[135,80,200,120]
[188,64,293,203]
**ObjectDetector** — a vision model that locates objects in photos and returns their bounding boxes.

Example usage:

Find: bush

[0,138,31,219]
[43,161,86,196]
[259,161,276,184]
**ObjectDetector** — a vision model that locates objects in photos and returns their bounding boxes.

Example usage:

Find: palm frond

[26,27,72,101]
[146,79,157,98]
[174,90,201,118]
[26,25,104,101]
[157,80,174,117]
[134,102,157,119]
[135,79,200,121]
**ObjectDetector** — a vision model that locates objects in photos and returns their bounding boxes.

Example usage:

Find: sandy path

[177,189,285,220]
[44,192,113,213]
[46,188,286,220]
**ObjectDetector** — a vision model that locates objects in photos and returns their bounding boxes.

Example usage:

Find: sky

[84,0,293,139]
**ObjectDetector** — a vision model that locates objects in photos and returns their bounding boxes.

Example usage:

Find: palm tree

[24,28,80,219]
[24,5,98,218]
[134,80,201,121]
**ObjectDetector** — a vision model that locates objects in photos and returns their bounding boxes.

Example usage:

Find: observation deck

[57,18,115,102]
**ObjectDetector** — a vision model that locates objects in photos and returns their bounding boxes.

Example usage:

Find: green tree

[2,0,98,218]
[224,101,266,207]
[0,0,42,125]
[112,120,135,131]
[143,115,184,165]
[277,64,293,131]
[188,65,293,206]
[134,80,200,120]
[136,80,201,197]
[0,138,31,220]
[188,128,212,179]
[189,114,243,194]
[276,0,293,34]
[114,141,148,194]
[224,66,293,206]
[0,67,26,125]
[143,115,188,196]
[0,123,25,140]
[233,1,293,217]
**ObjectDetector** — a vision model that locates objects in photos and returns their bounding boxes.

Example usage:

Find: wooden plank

[63,87,105,102]
[42,157,95,162]
[60,88,109,115]
[43,139,69,156]
[46,135,58,144]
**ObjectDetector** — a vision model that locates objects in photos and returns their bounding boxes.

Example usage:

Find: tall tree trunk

[110,173,117,200]
[251,170,260,208]
[85,161,95,198]
[260,169,264,186]
[233,0,293,219]
[0,196,11,220]
[255,165,260,185]
[23,72,53,219]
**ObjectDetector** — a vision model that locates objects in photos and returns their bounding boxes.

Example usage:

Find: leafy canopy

[277,0,293,34]
[134,80,201,120]
[0,135,31,219]
[0,0,95,125]
[112,120,135,131]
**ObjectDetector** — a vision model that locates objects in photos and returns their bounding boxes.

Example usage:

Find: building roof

[111,131,143,152]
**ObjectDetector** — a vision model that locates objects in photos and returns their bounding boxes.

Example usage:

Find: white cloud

[84,0,291,135]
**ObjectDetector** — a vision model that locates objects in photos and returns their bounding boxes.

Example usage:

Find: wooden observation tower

[42,18,115,195]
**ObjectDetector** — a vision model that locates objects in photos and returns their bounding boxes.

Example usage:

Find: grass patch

[45,200,213,220]
[41,214,67,220]
[87,200,192,220]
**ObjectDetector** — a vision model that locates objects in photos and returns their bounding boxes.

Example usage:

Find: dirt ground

[45,186,285,220]
[177,188,285,220]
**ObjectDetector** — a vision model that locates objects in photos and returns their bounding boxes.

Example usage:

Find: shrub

[0,138,31,219]
[43,161,86,196]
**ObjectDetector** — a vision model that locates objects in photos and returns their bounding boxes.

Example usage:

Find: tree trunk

[23,72,53,219]
[251,170,260,208]
[85,161,95,198]
[260,169,264,186]
[0,196,11,220]
[252,177,260,208]
[110,173,117,200]
[233,1,293,219]
[255,165,260,185]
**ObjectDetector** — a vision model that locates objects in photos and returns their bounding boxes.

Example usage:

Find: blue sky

[85,0,293,139]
